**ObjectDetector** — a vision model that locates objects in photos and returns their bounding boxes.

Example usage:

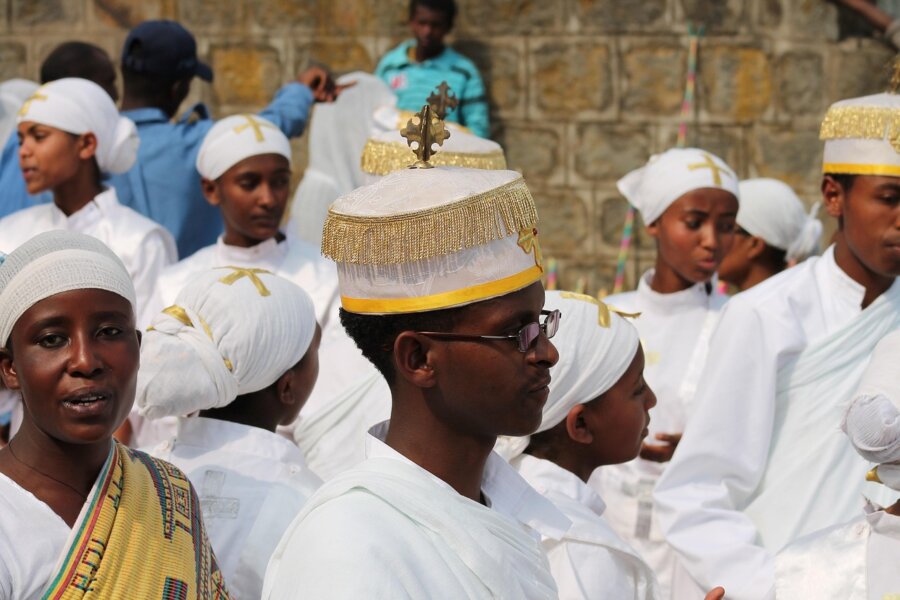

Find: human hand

[297,66,356,103]
[704,587,725,600]
[639,432,682,463]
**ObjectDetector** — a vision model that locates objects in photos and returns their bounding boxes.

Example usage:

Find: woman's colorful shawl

[43,441,230,599]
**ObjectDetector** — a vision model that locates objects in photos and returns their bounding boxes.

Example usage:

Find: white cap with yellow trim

[821,92,900,177]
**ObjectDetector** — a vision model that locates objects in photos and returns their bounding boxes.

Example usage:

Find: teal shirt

[375,40,490,138]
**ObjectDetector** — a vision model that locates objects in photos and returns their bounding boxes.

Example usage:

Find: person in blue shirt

[0,42,119,220]
[109,20,343,258]
[375,0,490,139]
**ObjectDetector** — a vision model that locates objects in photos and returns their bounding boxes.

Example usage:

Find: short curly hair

[409,0,457,27]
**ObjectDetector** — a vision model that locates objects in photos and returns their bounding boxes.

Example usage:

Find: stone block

[494,123,563,182]
[0,43,27,81]
[700,45,772,122]
[453,39,524,118]
[457,0,563,34]
[829,41,895,104]
[751,126,821,189]
[296,39,375,74]
[550,257,617,298]
[210,45,283,108]
[596,194,651,250]
[91,0,170,29]
[758,0,783,28]
[570,0,667,32]
[678,0,746,33]
[12,0,82,28]
[180,0,244,30]
[621,42,687,116]
[573,123,651,183]
[531,187,592,258]
[784,0,839,41]
[531,40,613,115]
[776,50,825,117]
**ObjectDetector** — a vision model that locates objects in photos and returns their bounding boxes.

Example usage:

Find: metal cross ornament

[400,104,450,168]
[426,81,459,121]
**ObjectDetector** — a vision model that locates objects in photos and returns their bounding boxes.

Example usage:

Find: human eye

[98,325,124,338]
[237,175,260,191]
[717,220,736,234]
[37,333,67,348]
[684,218,702,230]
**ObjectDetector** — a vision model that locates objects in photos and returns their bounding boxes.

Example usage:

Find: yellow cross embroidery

[517,227,543,270]
[687,152,734,186]
[559,291,641,328]
[157,305,234,371]
[233,114,276,142]
[17,91,48,117]
[215,266,272,296]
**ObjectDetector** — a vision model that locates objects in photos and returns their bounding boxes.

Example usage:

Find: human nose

[258,183,276,208]
[18,138,32,160]
[700,222,719,250]
[529,332,559,367]
[645,385,658,410]
[67,332,103,377]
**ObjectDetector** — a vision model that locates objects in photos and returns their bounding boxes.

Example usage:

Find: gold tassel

[819,106,900,152]
[360,140,507,175]
[322,177,537,265]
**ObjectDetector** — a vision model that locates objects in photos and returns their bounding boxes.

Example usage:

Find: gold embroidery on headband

[427,81,459,121]
[160,305,233,372]
[687,152,734,186]
[819,106,900,153]
[559,291,641,328]
[215,266,272,296]
[233,114,276,142]
[17,90,48,117]
[867,466,882,484]
[400,104,450,168]
[517,227,543,270]
[321,176,537,265]
[360,139,507,175]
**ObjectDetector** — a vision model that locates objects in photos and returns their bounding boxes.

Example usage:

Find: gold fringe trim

[322,176,537,265]
[360,139,507,175]
[819,106,900,152]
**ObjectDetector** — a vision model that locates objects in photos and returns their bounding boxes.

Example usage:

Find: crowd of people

[0,0,898,599]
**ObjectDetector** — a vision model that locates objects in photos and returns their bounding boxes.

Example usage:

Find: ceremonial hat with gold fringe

[323,105,542,315]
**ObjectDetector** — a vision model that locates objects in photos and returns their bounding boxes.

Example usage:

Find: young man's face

[828,175,900,278]
[0,289,139,445]
[648,188,739,286]
[428,282,559,439]
[17,123,87,194]
[409,5,451,56]
[203,153,292,248]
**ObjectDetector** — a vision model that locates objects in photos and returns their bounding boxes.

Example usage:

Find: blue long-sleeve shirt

[0,134,51,220]
[108,82,314,258]
[375,40,490,139]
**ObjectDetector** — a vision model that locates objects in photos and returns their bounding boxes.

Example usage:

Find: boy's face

[648,188,739,285]
[409,5,451,55]
[0,289,139,445]
[427,282,559,439]
[203,153,292,248]
[17,123,89,194]
[826,175,900,277]
[580,346,655,465]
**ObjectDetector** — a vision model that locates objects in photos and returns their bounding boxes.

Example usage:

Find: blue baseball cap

[121,20,213,82]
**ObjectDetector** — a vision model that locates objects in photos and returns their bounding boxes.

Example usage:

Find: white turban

[495,290,641,461]
[618,147,740,225]
[0,231,136,345]
[137,267,317,419]
[842,330,900,490]
[196,114,292,180]
[736,179,823,263]
[16,78,139,174]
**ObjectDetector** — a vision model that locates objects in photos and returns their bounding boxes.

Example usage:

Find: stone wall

[2,0,896,292]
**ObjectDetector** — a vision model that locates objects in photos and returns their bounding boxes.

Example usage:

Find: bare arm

[831,0,893,31]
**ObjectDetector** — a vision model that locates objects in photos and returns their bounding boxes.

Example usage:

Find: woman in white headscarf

[138,267,323,599]
[775,329,900,599]
[0,77,176,327]
[718,178,823,291]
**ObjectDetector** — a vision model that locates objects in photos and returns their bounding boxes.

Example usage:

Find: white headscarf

[16,78,139,174]
[0,78,38,145]
[842,330,900,490]
[0,230,136,345]
[136,267,317,419]
[737,178,823,262]
[196,114,292,180]
[618,147,740,225]
[495,290,641,461]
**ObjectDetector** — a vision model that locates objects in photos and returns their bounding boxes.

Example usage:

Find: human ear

[0,348,20,391]
[275,369,296,406]
[77,132,99,161]
[201,178,221,206]
[822,175,845,220]
[746,236,767,260]
[645,219,660,239]
[393,331,438,389]
[565,404,594,445]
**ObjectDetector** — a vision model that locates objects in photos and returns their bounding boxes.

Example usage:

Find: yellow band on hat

[341,265,544,314]
[822,162,900,176]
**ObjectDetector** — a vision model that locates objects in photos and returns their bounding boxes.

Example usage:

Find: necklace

[6,441,88,500]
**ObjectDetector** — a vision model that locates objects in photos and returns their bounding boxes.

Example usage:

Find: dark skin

[0,289,140,527]
[409,5,452,62]
[386,282,558,502]
[822,175,900,308]
[718,232,784,291]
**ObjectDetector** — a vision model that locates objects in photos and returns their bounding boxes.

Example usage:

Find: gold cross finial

[687,152,734,186]
[215,266,272,296]
[233,114,276,142]
[427,81,459,121]
[559,291,641,328]
[17,91,48,117]
[400,104,450,168]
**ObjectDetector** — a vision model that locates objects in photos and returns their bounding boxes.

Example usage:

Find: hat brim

[195,61,213,82]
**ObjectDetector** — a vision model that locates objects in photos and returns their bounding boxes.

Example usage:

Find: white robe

[513,454,661,600]
[0,187,176,327]
[654,246,899,600]
[775,502,900,600]
[263,421,571,599]
[147,417,321,599]
[592,270,727,597]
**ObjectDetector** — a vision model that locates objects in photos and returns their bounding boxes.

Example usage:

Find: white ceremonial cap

[196,114,292,180]
[737,178,822,262]
[617,147,740,225]
[821,92,900,177]
[17,78,139,174]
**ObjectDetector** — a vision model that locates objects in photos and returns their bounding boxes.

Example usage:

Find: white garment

[592,270,727,598]
[654,246,900,600]
[148,417,321,599]
[264,421,570,599]
[775,503,900,600]
[513,454,661,600]
[0,79,38,145]
[0,188,176,328]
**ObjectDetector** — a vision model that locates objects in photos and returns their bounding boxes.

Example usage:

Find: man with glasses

[263,112,570,599]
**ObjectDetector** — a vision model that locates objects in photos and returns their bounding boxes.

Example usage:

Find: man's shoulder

[377,40,414,71]
[442,46,481,76]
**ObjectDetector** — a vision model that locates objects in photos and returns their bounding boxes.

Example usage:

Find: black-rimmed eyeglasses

[416,309,561,353]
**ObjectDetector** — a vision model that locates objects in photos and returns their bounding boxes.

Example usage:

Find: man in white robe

[654,92,900,599]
